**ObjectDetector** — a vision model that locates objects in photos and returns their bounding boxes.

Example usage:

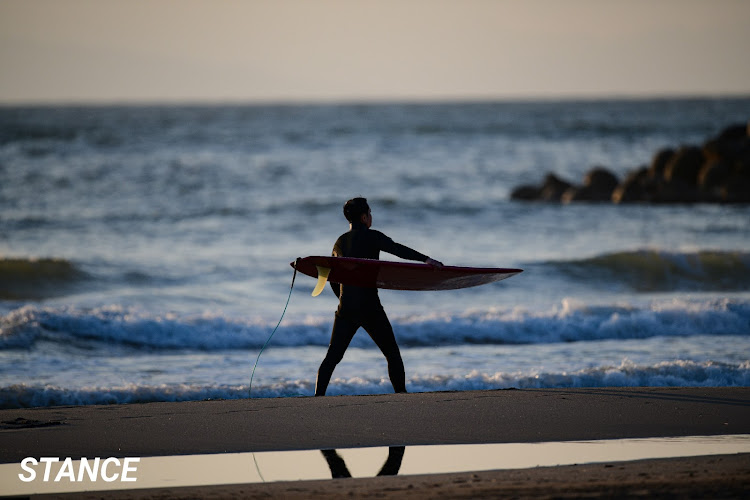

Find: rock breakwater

[511,123,750,204]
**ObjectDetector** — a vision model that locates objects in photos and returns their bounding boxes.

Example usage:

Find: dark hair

[343,197,370,223]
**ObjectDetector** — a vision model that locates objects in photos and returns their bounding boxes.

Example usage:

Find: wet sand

[2,387,749,498]
[39,453,750,499]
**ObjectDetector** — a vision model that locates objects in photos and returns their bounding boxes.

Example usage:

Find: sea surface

[1,98,749,408]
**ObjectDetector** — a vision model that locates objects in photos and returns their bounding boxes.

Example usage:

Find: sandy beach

[2,387,749,498]
[35,454,748,499]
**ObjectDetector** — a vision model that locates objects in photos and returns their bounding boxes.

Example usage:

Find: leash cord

[249,259,298,398]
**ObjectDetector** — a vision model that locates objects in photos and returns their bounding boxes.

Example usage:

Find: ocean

[1,98,749,408]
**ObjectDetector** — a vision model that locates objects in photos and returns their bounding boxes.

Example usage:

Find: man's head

[343,197,371,226]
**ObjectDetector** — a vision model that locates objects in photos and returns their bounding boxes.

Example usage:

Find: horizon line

[2,91,750,108]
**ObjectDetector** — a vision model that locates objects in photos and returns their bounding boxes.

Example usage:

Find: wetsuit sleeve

[376,231,429,262]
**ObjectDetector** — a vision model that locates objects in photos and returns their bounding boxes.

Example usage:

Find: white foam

[2,298,749,351]
[3,359,748,408]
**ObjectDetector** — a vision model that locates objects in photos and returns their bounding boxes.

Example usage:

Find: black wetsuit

[315,221,428,396]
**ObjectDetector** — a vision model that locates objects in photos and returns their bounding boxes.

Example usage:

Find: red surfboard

[291,256,522,296]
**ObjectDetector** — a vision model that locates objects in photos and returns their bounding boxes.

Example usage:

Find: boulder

[664,146,704,187]
[721,173,750,203]
[510,173,574,202]
[562,167,618,203]
[612,167,648,203]
[723,161,750,202]
[698,160,731,192]
[539,173,573,202]
[648,148,675,181]
[736,158,750,178]
[584,167,618,195]
[703,124,749,163]
[654,184,701,204]
[561,186,586,203]
[510,184,542,201]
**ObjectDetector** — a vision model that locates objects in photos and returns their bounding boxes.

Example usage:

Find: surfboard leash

[249,258,299,398]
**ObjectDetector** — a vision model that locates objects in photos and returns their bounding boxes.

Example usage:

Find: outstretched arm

[379,234,442,267]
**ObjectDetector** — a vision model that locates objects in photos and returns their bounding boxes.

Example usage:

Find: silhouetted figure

[315,198,441,396]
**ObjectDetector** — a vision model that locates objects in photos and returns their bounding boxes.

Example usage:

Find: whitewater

[1,99,749,408]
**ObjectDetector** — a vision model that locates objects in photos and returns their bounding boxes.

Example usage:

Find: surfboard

[291,256,523,296]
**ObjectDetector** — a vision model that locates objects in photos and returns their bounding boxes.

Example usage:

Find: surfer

[315,197,442,396]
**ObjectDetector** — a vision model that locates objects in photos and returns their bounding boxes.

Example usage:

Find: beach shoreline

[3,387,749,462]
[2,387,749,498]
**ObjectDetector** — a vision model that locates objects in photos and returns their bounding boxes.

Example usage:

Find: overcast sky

[1,0,749,104]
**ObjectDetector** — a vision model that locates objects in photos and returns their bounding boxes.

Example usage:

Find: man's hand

[425,258,444,268]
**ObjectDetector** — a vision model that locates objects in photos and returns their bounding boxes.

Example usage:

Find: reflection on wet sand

[3,435,750,496]
[322,446,405,478]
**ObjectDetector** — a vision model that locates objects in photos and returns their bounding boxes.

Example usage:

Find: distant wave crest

[545,249,750,292]
[0,257,88,300]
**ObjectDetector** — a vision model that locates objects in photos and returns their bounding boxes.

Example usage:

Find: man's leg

[377,446,405,476]
[316,313,358,396]
[363,309,407,394]
[321,450,352,478]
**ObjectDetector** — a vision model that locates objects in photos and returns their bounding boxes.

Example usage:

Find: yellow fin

[312,266,331,297]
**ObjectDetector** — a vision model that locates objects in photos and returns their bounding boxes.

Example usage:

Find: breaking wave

[2,360,747,408]
[2,298,748,351]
